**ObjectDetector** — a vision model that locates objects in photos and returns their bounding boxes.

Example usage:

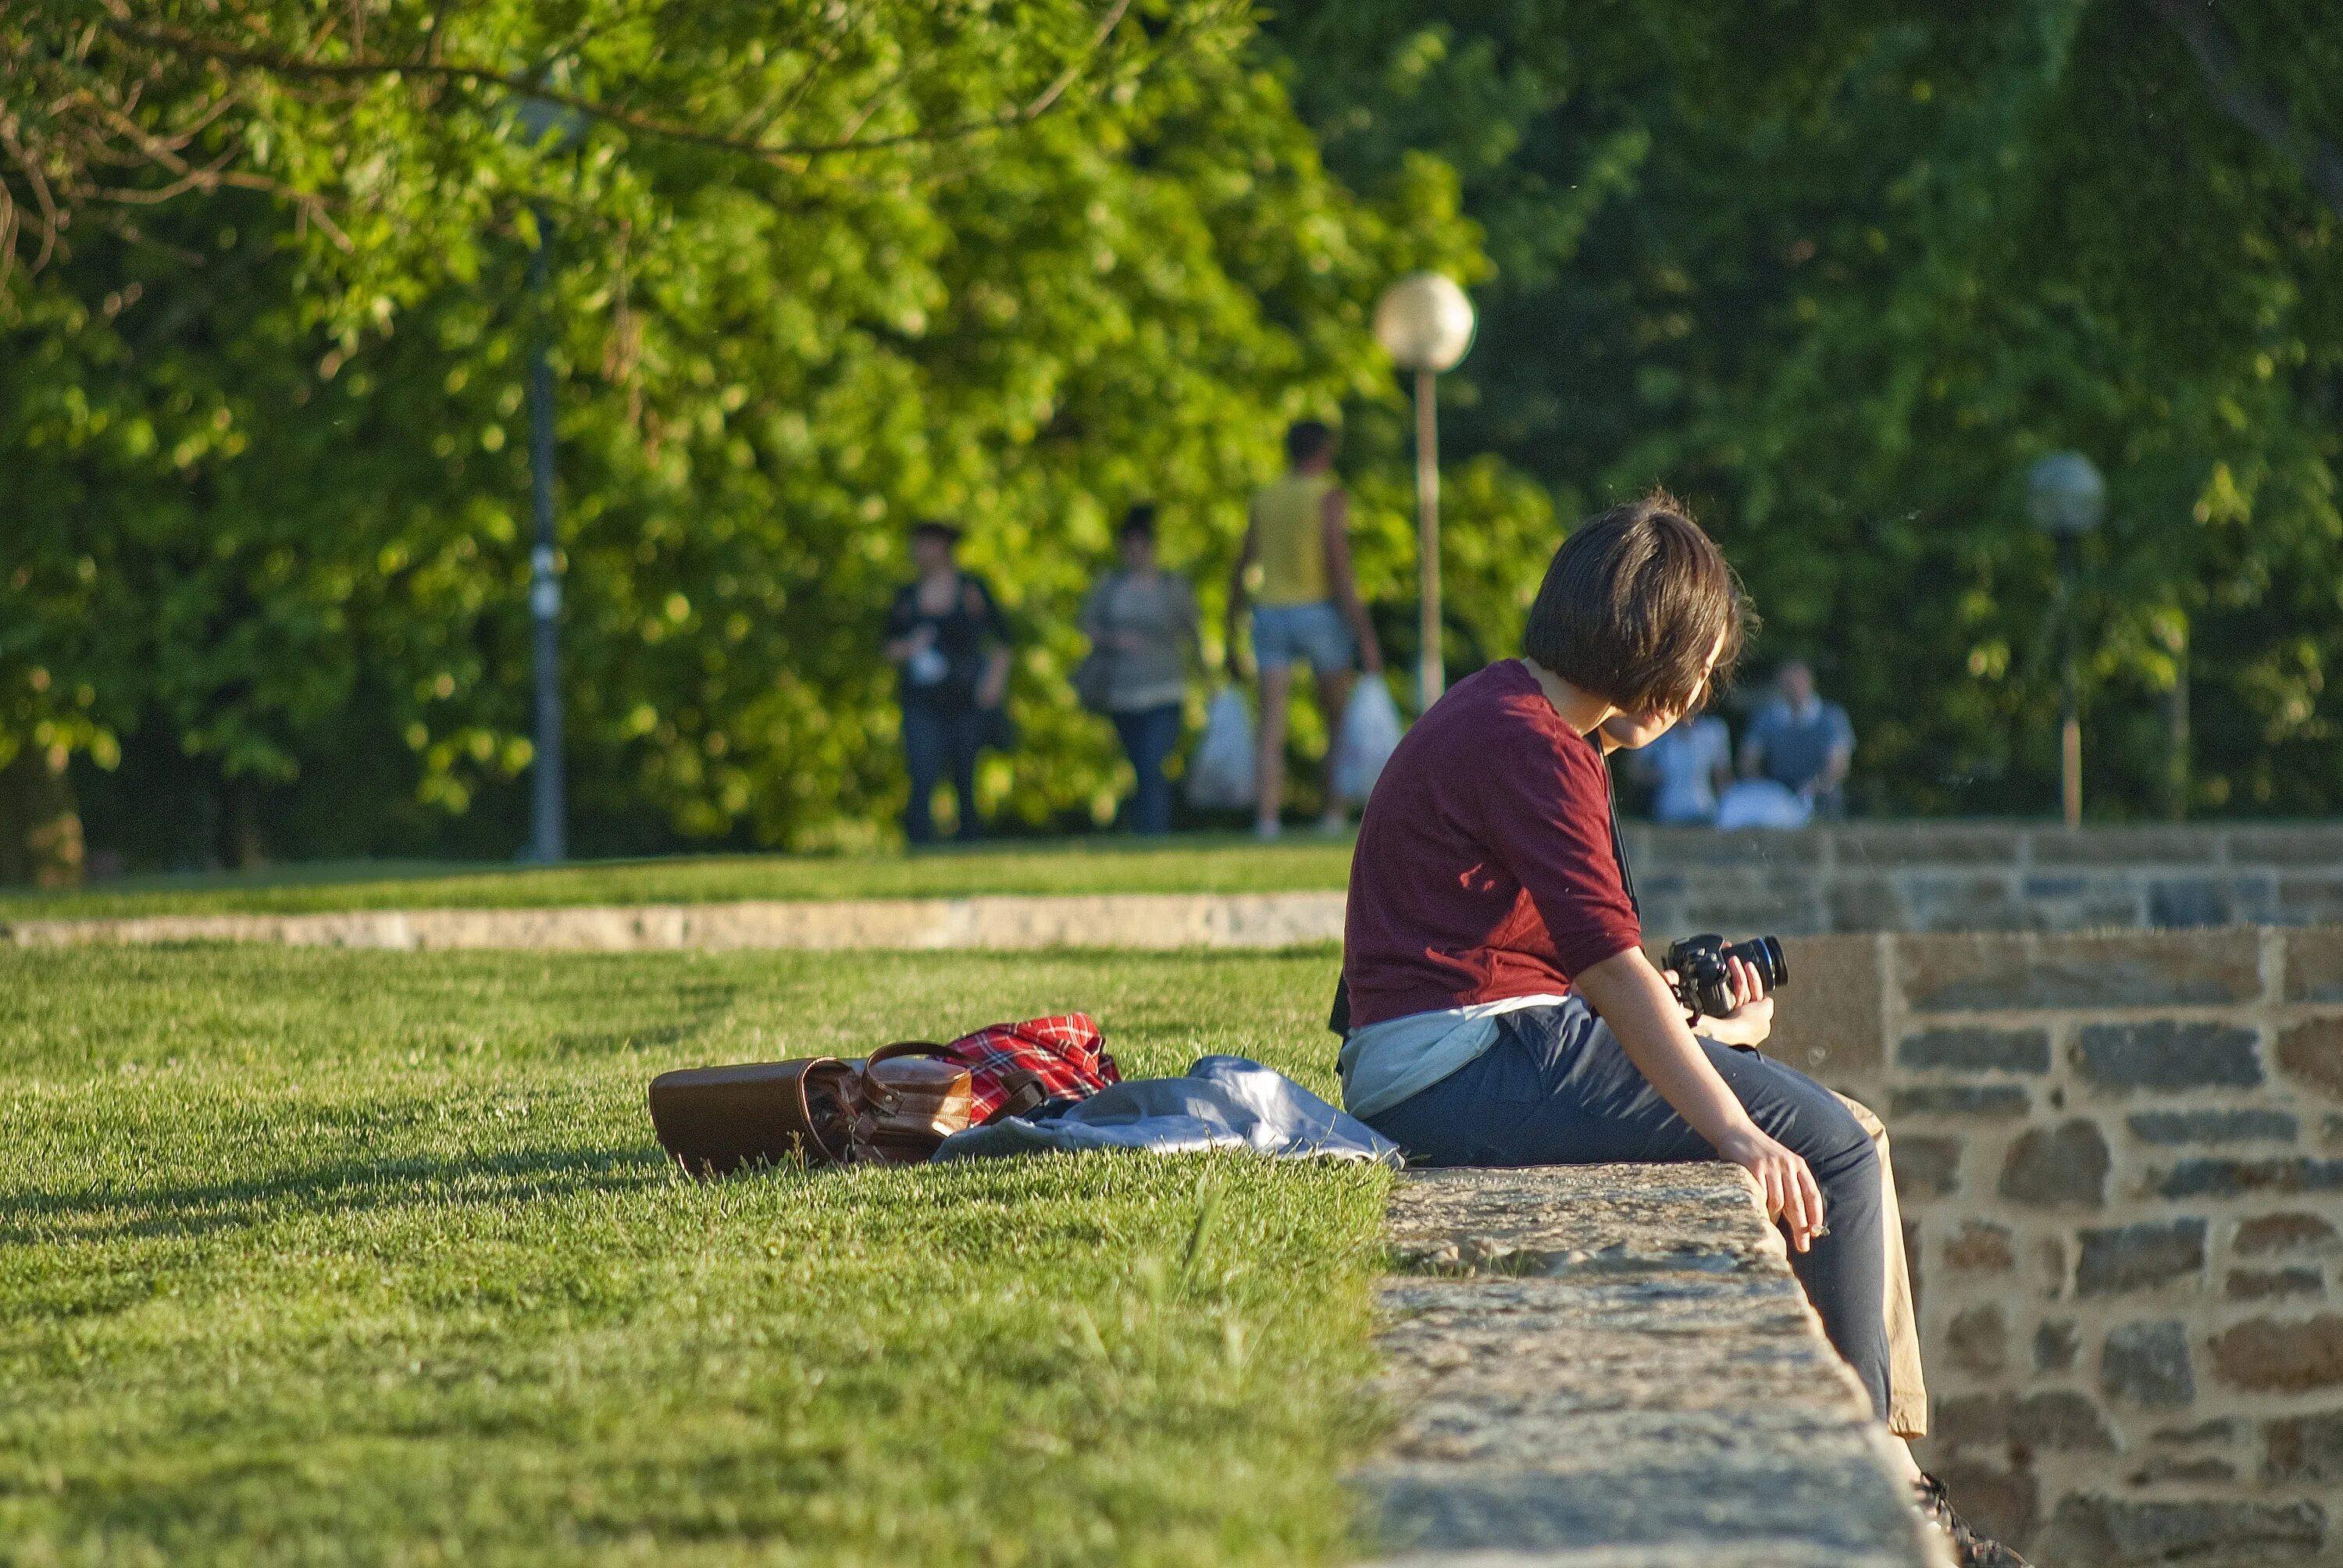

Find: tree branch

[108,0,1134,164]
[2145,0,2343,225]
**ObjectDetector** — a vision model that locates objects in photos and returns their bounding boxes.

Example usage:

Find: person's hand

[1701,953,1777,1049]
[1714,1123,1825,1252]
[1360,638,1384,675]
[975,672,1007,710]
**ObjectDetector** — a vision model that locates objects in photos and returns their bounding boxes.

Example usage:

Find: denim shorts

[1251,601,1354,672]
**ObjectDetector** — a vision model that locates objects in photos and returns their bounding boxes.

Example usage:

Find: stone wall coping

[0,891,1352,953]
[1358,1162,1945,1566]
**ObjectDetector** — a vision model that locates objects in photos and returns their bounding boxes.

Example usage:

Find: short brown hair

[1521,490,1753,715]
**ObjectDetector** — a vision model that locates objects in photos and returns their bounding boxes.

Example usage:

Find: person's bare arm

[1817,742,1853,794]
[1737,733,1764,779]
[975,645,1011,708]
[1320,487,1382,673]
[883,608,929,666]
[1571,946,1823,1249]
[1225,512,1258,677]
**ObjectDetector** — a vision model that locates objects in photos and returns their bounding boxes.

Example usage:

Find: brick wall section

[1778,929,2343,1565]
[1627,823,2343,935]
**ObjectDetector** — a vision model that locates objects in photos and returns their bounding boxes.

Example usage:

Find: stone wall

[1777,928,2343,1566]
[1364,1165,1942,1566]
[1624,822,2343,936]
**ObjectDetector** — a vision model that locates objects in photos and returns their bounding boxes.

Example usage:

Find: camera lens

[1726,935,1788,992]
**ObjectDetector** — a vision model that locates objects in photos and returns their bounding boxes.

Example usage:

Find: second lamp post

[1374,273,1476,714]
[2027,451,2106,828]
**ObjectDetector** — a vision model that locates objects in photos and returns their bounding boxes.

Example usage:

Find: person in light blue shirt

[1632,713,1732,824]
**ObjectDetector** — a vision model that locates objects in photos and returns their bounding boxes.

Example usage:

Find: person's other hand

[1714,1124,1824,1251]
[1702,953,1776,1048]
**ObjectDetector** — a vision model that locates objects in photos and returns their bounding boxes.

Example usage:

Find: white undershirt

[1336,993,1574,1120]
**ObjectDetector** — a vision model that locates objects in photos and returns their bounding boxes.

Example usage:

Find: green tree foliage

[12,1,2343,873]
[3,0,1476,863]
[1278,0,2343,817]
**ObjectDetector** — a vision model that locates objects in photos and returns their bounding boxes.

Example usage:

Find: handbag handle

[992,1067,1051,1122]
[860,1041,953,1114]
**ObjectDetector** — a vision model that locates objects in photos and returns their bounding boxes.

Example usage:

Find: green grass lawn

[0,944,1389,1566]
[0,836,1356,923]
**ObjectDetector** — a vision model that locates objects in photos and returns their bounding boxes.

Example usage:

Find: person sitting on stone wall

[1332,493,2023,1567]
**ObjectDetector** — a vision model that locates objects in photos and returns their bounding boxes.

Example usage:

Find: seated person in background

[1630,712,1731,824]
[1336,494,2021,1567]
[1739,657,1854,818]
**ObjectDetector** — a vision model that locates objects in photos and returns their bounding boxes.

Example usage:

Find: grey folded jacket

[932,1054,1400,1165]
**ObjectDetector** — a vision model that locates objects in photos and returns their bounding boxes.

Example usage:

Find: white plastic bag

[1185,686,1257,810]
[1714,778,1813,830]
[1332,678,1404,802]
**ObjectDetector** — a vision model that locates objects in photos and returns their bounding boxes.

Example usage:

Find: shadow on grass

[2,1143,672,1248]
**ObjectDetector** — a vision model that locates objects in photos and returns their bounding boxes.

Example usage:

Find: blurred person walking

[1633,713,1733,825]
[1225,420,1384,839]
[885,519,1012,843]
[1740,659,1855,818]
[1079,504,1201,836]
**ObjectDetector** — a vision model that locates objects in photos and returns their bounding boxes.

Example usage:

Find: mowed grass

[0,944,1390,1566]
[0,837,1355,923]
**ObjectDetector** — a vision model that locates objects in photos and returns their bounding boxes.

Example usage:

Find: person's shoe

[1913,1473,2029,1567]
[1254,818,1282,842]
[1314,811,1349,836]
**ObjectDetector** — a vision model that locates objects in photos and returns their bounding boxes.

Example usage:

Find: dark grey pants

[1363,1000,1890,1422]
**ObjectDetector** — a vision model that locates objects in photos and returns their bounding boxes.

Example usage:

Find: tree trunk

[0,748,87,888]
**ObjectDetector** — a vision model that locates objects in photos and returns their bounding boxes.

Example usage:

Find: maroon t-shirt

[1343,659,1643,1028]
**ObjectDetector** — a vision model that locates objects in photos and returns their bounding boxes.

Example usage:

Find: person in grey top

[1080,504,1201,833]
[1740,658,1855,818]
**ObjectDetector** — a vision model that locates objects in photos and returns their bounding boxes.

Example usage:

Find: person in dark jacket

[884,520,1011,843]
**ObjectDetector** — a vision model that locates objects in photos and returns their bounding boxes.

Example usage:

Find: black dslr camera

[1664,933,1790,1019]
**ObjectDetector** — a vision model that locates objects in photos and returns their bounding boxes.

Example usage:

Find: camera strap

[1608,775,1641,920]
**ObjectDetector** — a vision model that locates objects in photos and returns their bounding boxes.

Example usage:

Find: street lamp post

[524,217,566,863]
[516,96,584,862]
[2027,451,2106,829]
[1373,274,1476,713]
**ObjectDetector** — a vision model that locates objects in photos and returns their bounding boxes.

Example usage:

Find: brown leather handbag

[647,1042,975,1175]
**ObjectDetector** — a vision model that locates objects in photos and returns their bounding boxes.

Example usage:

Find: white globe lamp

[1374,274,1477,711]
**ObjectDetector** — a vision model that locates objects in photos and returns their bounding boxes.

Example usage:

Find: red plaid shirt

[938,1014,1120,1121]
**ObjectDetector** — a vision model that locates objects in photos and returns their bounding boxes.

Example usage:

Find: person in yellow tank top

[1225,421,1385,838]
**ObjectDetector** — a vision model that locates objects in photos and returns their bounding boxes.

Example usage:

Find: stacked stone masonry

[1619,822,2343,936]
[1777,928,2343,1566]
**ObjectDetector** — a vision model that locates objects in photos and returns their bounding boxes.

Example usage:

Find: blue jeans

[1112,704,1182,835]
[1364,1000,1890,1423]
[1250,601,1354,672]
[902,704,982,843]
